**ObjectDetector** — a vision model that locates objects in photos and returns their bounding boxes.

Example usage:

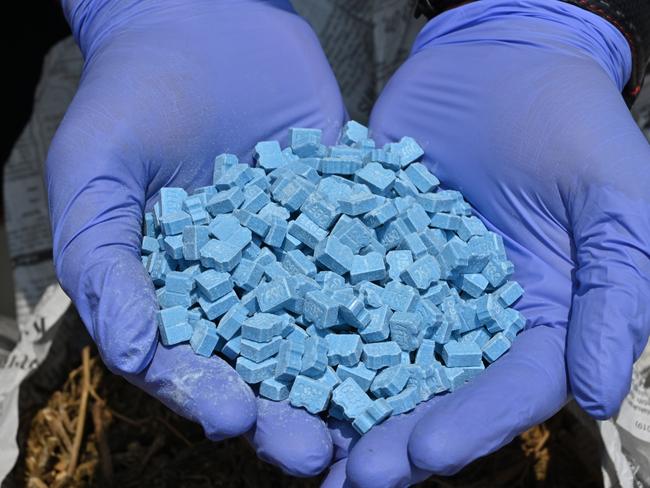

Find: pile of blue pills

[141,121,524,434]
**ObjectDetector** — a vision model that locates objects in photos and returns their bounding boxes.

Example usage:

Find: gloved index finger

[247,398,333,477]
[127,342,257,441]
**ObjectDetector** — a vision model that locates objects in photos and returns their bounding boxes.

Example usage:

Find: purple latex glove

[48,0,344,476]
[324,1,650,486]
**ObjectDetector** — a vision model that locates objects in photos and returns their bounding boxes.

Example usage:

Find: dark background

[1,1,70,211]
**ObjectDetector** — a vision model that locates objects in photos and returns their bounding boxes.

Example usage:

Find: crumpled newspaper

[600,340,650,488]
[1,0,648,484]
[0,34,78,479]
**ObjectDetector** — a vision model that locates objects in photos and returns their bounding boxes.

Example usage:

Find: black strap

[414,0,650,104]
[414,0,463,18]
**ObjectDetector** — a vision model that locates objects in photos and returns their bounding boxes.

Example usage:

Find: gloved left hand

[323,2,650,486]
[47,0,345,476]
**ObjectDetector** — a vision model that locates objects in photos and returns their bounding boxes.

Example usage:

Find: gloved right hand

[323,2,650,486]
[48,0,345,476]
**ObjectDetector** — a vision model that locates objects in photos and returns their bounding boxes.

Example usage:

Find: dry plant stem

[88,384,103,403]
[58,405,75,433]
[520,424,551,481]
[108,407,148,427]
[140,433,166,473]
[157,415,194,448]
[92,400,114,485]
[66,346,91,477]
[27,477,49,488]
[43,410,72,453]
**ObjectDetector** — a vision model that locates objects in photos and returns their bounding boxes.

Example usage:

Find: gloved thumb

[47,103,157,375]
[566,112,650,419]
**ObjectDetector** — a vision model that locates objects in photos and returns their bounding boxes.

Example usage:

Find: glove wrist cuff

[416,0,649,104]
[561,0,650,104]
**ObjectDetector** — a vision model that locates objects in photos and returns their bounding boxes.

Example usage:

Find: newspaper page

[601,343,650,488]
[0,36,80,480]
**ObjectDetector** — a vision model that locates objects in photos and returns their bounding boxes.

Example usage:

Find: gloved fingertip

[569,345,633,420]
[575,395,624,421]
[251,399,333,477]
[346,450,410,488]
[87,251,159,376]
[281,442,332,478]
[203,387,257,441]
[321,459,351,488]
[346,402,434,488]
[407,420,467,476]
[286,446,332,478]
[131,344,256,441]
[197,362,256,441]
